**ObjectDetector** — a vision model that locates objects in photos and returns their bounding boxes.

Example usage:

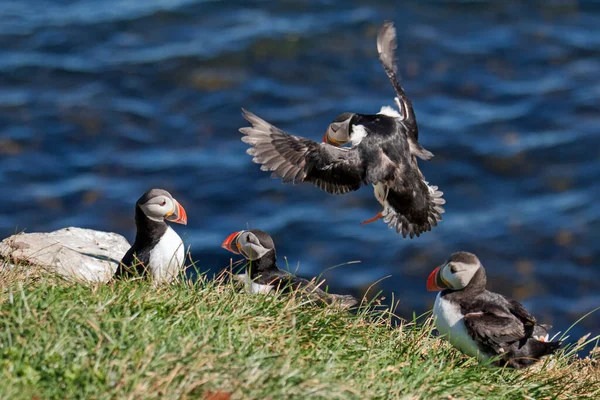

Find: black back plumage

[242,230,358,308]
[115,200,167,279]
[441,267,561,368]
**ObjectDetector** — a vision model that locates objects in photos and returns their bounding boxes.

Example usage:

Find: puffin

[239,21,444,238]
[427,252,561,368]
[221,229,358,308]
[115,188,188,283]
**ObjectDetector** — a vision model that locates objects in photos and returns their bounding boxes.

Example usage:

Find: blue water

[1,1,599,343]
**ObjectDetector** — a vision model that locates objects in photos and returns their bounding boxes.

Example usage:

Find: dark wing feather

[114,246,148,279]
[261,270,358,309]
[261,269,324,292]
[240,109,366,194]
[462,304,527,354]
[506,298,537,337]
[377,21,433,161]
[382,169,445,238]
[376,21,416,125]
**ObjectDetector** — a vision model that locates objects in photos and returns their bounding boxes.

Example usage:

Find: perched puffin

[239,21,444,238]
[115,188,188,283]
[221,229,358,308]
[427,252,561,368]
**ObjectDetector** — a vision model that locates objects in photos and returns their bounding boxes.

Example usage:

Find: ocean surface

[1,1,599,343]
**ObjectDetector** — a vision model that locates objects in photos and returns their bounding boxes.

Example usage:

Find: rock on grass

[0,227,129,282]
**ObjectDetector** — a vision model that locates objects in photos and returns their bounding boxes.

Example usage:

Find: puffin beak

[221,231,243,254]
[165,199,187,225]
[324,133,342,145]
[427,266,447,291]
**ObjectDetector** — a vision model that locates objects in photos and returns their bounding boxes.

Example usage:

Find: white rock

[0,227,130,283]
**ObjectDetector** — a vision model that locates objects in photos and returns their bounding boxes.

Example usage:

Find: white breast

[148,226,185,283]
[243,272,274,294]
[433,293,489,362]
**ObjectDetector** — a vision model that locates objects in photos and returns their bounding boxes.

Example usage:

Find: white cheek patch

[241,244,272,260]
[443,262,479,289]
[141,200,171,222]
[351,125,368,146]
[140,204,165,222]
[378,105,401,119]
[441,266,462,289]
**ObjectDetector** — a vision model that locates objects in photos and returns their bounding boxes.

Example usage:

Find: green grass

[0,265,598,400]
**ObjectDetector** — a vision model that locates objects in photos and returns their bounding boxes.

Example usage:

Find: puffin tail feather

[381,180,445,238]
[505,339,562,369]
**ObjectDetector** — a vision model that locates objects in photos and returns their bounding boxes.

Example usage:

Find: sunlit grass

[0,264,598,399]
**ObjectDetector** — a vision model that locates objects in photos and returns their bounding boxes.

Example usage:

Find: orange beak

[427,266,445,291]
[323,131,345,146]
[221,231,243,254]
[165,199,187,225]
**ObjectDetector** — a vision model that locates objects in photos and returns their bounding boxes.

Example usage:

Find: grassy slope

[0,266,598,400]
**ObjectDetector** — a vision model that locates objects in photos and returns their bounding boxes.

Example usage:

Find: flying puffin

[221,229,358,308]
[115,188,188,283]
[238,21,444,238]
[427,252,561,368]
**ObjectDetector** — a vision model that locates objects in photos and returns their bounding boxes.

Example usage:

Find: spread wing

[462,304,528,354]
[377,21,432,160]
[377,21,416,126]
[240,109,366,194]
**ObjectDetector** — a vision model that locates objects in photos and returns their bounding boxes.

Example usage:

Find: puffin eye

[449,264,457,274]
[159,200,166,207]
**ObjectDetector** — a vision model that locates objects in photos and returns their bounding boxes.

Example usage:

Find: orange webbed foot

[360,212,383,226]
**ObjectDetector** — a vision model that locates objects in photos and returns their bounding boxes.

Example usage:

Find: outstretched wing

[462,304,528,354]
[240,109,366,194]
[377,21,415,125]
[377,21,433,160]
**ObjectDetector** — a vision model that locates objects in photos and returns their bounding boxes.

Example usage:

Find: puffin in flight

[239,21,444,238]
[427,252,561,368]
[115,188,188,283]
[221,229,358,309]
